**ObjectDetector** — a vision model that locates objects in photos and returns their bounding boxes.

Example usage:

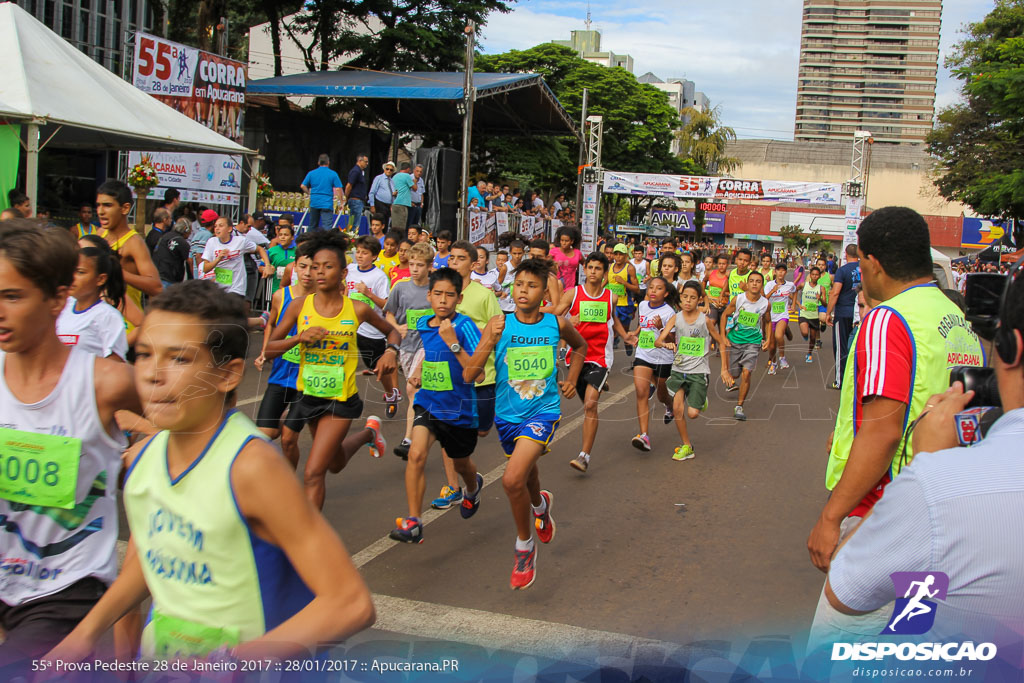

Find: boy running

[763,263,797,374]
[797,266,826,363]
[431,230,453,270]
[608,244,640,353]
[46,280,375,664]
[554,252,629,473]
[374,230,403,280]
[728,248,753,300]
[388,237,413,286]
[265,231,401,509]
[95,180,163,308]
[720,270,769,421]
[384,242,434,460]
[657,281,724,461]
[0,221,139,675]
[347,236,401,417]
[497,240,526,313]
[464,259,586,590]
[390,268,484,543]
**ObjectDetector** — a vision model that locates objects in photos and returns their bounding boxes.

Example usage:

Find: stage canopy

[247,71,579,138]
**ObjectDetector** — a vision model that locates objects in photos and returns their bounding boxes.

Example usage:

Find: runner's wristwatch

[449,343,461,353]
[387,343,400,355]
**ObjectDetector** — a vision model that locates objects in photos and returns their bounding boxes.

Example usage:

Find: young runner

[265,231,401,509]
[527,239,565,311]
[384,243,434,460]
[720,270,769,421]
[78,235,144,344]
[703,253,730,332]
[71,202,98,239]
[763,262,797,374]
[554,252,629,473]
[728,248,753,300]
[657,280,724,461]
[56,238,129,361]
[94,181,162,316]
[677,252,700,288]
[608,243,639,353]
[390,268,484,543]
[797,266,826,363]
[431,230,453,270]
[464,258,586,590]
[201,217,270,330]
[374,230,403,280]
[626,276,679,452]
[497,240,525,314]
[697,255,713,282]
[631,245,649,306]
[551,226,583,291]
[422,240,504,509]
[346,235,401,418]
[388,237,413,286]
[657,252,682,288]
[815,256,833,349]
[368,214,387,246]
[254,238,316,468]
[469,245,500,291]
[757,253,775,283]
[267,223,296,294]
[0,221,138,673]
[46,280,375,665]
[649,238,677,278]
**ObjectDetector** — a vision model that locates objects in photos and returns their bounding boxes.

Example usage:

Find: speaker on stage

[415,146,461,233]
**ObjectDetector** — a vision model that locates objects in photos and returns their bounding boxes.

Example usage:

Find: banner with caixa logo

[128,152,242,205]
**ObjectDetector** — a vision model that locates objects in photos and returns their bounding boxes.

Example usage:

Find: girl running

[657,252,682,288]
[797,266,826,363]
[678,252,700,287]
[763,262,797,374]
[628,277,679,452]
[57,239,129,360]
[79,234,144,344]
[551,226,583,291]
[265,231,403,510]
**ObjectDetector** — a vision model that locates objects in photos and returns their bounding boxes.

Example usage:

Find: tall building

[637,73,698,113]
[552,29,634,73]
[794,0,941,145]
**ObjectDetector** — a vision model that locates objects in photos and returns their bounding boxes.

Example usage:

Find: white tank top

[0,348,127,605]
[635,301,675,365]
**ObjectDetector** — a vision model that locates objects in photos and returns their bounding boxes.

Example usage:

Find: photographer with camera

[806,207,986,647]
[821,256,1024,646]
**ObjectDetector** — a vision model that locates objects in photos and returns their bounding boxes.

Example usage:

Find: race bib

[771,300,787,315]
[301,363,345,398]
[579,301,607,323]
[282,344,302,364]
[151,610,240,660]
[214,267,233,286]
[608,282,626,297]
[736,310,759,328]
[638,330,657,349]
[803,299,818,313]
[350,292,373,307]
[507,346,554,381]
[405,308,432,330]
[0,428,81,509]
[677,336,706,358]
[706,285,722,299]
[421,360,453,391]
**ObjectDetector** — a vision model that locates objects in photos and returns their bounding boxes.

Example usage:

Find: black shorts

[707,305,724,324]
[576,362,610,402]
[357,334,387,370]
[632,357,672,379]
[413,405,478,459]
[255,383,301,429]
[801,317,821,332]
[0,577,106,672]
[282,393,363,432]
[475,383,496,432]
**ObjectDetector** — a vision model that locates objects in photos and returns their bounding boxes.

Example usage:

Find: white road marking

[369,593,690,665]
[350,382,636,569]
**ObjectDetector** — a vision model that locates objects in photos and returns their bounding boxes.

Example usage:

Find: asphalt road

[230,326,844,663]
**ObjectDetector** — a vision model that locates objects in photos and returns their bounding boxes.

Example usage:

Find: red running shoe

[510,544,537,590]
[533,490,555,544]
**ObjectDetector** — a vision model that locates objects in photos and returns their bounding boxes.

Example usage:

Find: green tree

[674,105,739,175]
[473,44,684,205]
[779,225,828,257]
[927,0,1024,223]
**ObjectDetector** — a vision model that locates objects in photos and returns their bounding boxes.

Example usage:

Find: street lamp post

[457,21,476,241]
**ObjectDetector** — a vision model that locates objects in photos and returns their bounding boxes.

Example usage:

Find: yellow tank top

[608,264,630,306]
[100,228,145,317]
[296,294,359,402]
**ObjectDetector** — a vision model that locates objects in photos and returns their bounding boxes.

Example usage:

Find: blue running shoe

[460,473,484,519]
[431,485,463,510]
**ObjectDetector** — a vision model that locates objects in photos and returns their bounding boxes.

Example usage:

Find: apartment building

[794,0,942,145]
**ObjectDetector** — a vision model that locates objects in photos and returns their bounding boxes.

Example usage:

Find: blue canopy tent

[247,71,578,137]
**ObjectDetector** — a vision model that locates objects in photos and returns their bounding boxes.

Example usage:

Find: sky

[477,0,996,140]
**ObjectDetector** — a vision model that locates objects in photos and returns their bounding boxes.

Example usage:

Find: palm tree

[675,106,739,175]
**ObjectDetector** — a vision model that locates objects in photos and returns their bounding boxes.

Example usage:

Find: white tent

[0,2,256,213]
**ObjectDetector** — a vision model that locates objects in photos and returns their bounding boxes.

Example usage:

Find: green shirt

[267,244,296,293]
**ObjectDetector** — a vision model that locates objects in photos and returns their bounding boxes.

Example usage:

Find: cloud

[479,0,993,139]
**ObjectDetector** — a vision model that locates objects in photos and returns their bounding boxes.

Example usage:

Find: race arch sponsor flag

[603,172,841,206]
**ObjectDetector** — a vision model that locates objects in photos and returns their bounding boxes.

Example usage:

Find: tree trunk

[263,0,288,111]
